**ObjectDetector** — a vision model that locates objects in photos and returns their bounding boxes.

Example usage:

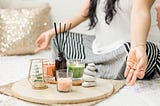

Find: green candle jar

[67,60,85,80]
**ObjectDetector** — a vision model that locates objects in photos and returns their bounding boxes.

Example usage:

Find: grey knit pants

[52,32,160,80]
[83,35,127,80]
[83,35,160,80]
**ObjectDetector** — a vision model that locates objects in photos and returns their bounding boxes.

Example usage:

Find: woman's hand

[34,30,53,53]
[124,46,147,86]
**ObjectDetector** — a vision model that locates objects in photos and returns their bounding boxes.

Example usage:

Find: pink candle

[57,78,72,92]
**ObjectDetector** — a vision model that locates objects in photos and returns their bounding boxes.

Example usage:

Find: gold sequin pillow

[0,4,51,56]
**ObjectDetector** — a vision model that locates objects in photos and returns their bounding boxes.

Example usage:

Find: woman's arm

[130,0,155,47]
[155,0,160,29]
[48,0,90,38]
[125,0,155,86]
[35,0,90,52]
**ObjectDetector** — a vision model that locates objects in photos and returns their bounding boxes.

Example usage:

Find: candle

[57,78,72,92]
[42,60,56,84]
[56,71,72,92]
[34,81,45,88]
[28,59,48,89]
[43,63,55,77]
[68,60,85,79]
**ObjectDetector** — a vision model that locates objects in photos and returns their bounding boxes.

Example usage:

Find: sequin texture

[0,5,50,56]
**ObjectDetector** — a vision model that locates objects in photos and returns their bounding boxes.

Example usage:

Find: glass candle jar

[43,60,55,82]
[67,60,85,80]
[28,59,47,89]
[56,70,72,92]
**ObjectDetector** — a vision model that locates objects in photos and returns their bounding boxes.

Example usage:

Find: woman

[156,0,160,29]
[35,0,160,86]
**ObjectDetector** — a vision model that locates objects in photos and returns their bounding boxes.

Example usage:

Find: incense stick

[59,23,62,51]
[62,24,66,51]
[54,23,61,53]
[62,23,72,51]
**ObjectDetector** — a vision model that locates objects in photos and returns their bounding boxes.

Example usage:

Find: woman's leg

[83,35,128,79]
[155,48,160,77]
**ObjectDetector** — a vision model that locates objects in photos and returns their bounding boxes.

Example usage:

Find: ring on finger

[129,69,134,73]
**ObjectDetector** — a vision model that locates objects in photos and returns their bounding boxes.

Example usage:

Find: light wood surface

[11,78,113,105]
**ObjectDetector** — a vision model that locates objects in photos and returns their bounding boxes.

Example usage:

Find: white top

[92,0,160,54]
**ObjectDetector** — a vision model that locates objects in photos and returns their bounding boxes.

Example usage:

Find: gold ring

[129,69,134,73]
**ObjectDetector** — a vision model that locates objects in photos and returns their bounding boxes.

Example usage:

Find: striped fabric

[156,50,160,76]
[52,32,160,79]
[53,32,86,60]
[124,42,160,79]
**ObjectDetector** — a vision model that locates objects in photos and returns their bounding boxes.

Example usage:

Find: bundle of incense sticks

[54,23,72,53]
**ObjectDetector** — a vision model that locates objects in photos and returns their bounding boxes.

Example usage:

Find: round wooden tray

[11,78,113,104]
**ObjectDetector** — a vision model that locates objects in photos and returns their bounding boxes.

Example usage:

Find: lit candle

[57,78,72,92]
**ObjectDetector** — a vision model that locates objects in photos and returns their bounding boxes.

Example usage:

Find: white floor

[0,50,160,106]
[97,80,160,106]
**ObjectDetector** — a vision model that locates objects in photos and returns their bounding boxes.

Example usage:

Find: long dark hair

[88,0,119,29]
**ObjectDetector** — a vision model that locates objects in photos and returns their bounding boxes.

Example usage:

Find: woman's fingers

[35,32,50,53]
[34,40,48,53]
[35,34,43,45]
[125,59,137,77]
[34,45,44,53]
[125,49,136,78]
[34,47,42,53]
[136,56,146,79]
[126,69,134,83]
[128,71,138,86]
[137,57,146,71]
[124,65,130,77]
[34,44,47,53]
[137,70,145,79]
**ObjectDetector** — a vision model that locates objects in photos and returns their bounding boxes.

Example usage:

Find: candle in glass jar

[43,63,55,77]
[68,60,85,79]
[57,78,72,92]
